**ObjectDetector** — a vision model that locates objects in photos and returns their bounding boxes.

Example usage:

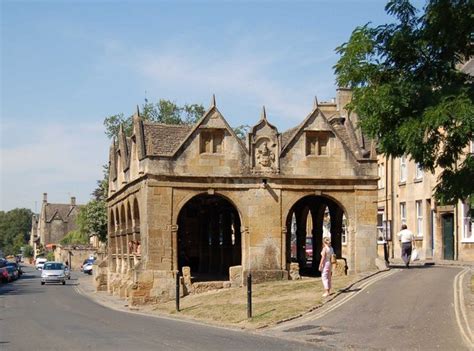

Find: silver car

[41,262,66,285]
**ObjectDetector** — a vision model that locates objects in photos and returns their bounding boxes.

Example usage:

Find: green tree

[104,99,206,139]
[60,230,89,245]
[23,244,34,258]
[77,200,108,243]
[334,0,473,203]
[0,208,33,255]
[233,124,251,140]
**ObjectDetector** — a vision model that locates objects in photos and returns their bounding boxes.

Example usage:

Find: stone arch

[176,193,242,281]
[285,194,348,276]
[133,197,140,227]
[174,191,245,229]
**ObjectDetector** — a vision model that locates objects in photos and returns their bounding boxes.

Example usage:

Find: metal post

[247,273,252,319]
[176,271,180,312]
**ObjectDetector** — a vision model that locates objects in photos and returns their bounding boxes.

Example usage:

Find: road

[261,265,470,350]
[0,266,315,351]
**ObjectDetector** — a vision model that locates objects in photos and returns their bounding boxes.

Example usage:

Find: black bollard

[247,273,252,319]
[176,271,180,312]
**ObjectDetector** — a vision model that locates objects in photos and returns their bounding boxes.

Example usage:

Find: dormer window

[200,129,224,154]
[306,131,330,156]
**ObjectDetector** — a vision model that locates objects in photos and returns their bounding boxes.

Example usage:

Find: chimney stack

[71,196,76,206]
[43,193,48,203]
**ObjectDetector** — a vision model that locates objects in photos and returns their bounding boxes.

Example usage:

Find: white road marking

[453,267,473,349]
[272,269,399,330]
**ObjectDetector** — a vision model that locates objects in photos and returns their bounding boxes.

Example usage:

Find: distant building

[30,193,83,254]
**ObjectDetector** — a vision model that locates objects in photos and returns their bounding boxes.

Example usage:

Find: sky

[1,0,403,212]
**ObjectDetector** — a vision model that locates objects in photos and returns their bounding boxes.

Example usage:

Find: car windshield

[43,263,63,270]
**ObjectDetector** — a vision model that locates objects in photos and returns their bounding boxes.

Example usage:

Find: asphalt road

[262,265,469,350]
[0,266,315,351]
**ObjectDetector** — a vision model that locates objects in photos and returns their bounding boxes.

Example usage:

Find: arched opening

[286,195,346,276]
[177,194,242,281]
[126,202,132,230]
[133,198,140,228]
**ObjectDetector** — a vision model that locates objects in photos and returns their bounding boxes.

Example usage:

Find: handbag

[411,248,420,262]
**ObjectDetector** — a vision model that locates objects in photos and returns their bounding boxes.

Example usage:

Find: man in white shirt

[397,224,415,268]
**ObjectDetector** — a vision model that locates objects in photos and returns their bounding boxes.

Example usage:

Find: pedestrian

[319,236,334,297]
[397,224,415,268]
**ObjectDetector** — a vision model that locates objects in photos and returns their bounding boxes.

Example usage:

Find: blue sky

[1,0,402,211]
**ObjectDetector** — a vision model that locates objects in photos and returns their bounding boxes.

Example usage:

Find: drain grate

[283,325,318,333]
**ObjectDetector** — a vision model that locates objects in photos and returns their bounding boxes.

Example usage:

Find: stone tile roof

[281,126,299,149]
[143,122,193,156]
[45,204,81,223]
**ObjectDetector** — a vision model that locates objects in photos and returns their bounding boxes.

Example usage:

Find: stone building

[106,89,379,304]
[30,193,82,254]
[376,59,474,262]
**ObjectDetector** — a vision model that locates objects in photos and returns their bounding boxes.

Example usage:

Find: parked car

[305,238,313,260]
[5,262,22,276]
[0,267,10,283]
[41,262,66,285]
[5,266,19,281]
[35,257,48,270]
[82,261,94,275]
[81,258,95,275]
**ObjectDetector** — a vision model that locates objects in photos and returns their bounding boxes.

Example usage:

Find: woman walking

[319,237,334,297]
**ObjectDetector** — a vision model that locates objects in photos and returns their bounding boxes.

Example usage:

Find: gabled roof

[280,106,369,160]
[44,203,81,223]
[163,97,249,157]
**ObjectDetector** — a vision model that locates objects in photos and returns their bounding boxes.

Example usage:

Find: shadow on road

[388,264,434,269]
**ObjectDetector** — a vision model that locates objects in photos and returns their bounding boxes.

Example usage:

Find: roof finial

[119,124,124,135]
[211,94,216,107]
[313,96,319,109]
[136,105,140,117]
[261,105,267,120]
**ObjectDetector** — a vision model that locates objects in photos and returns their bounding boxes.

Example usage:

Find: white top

[398,229,414,243]
[321,246,334,264]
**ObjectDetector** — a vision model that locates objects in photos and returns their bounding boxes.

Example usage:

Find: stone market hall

[105,88,378,304]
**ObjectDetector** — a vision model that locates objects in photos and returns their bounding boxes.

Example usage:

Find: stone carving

[256,141,275,168]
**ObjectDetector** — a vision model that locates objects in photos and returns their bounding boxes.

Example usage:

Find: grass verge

[151,274,361,329]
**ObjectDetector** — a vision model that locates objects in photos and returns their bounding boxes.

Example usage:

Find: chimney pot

[71,197,76,206]
[43,193,48,203]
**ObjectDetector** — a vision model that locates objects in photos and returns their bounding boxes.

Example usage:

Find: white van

[35,257,48,270]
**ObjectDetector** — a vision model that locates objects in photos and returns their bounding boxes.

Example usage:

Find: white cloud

[0,121,109,211]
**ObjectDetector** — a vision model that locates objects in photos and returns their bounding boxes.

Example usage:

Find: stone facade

[376,60,474,263]
[106,89,379,304]
[30,193,83,255]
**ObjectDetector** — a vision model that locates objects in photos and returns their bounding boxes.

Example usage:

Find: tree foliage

[0,208,33,255]
[77,200,108,243]
[104,100,206,139]
[334,0,474,203]
[60,230,89,245]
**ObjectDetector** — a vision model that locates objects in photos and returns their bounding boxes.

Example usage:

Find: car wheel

[62,281,66,285]
[41,282,45,285]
